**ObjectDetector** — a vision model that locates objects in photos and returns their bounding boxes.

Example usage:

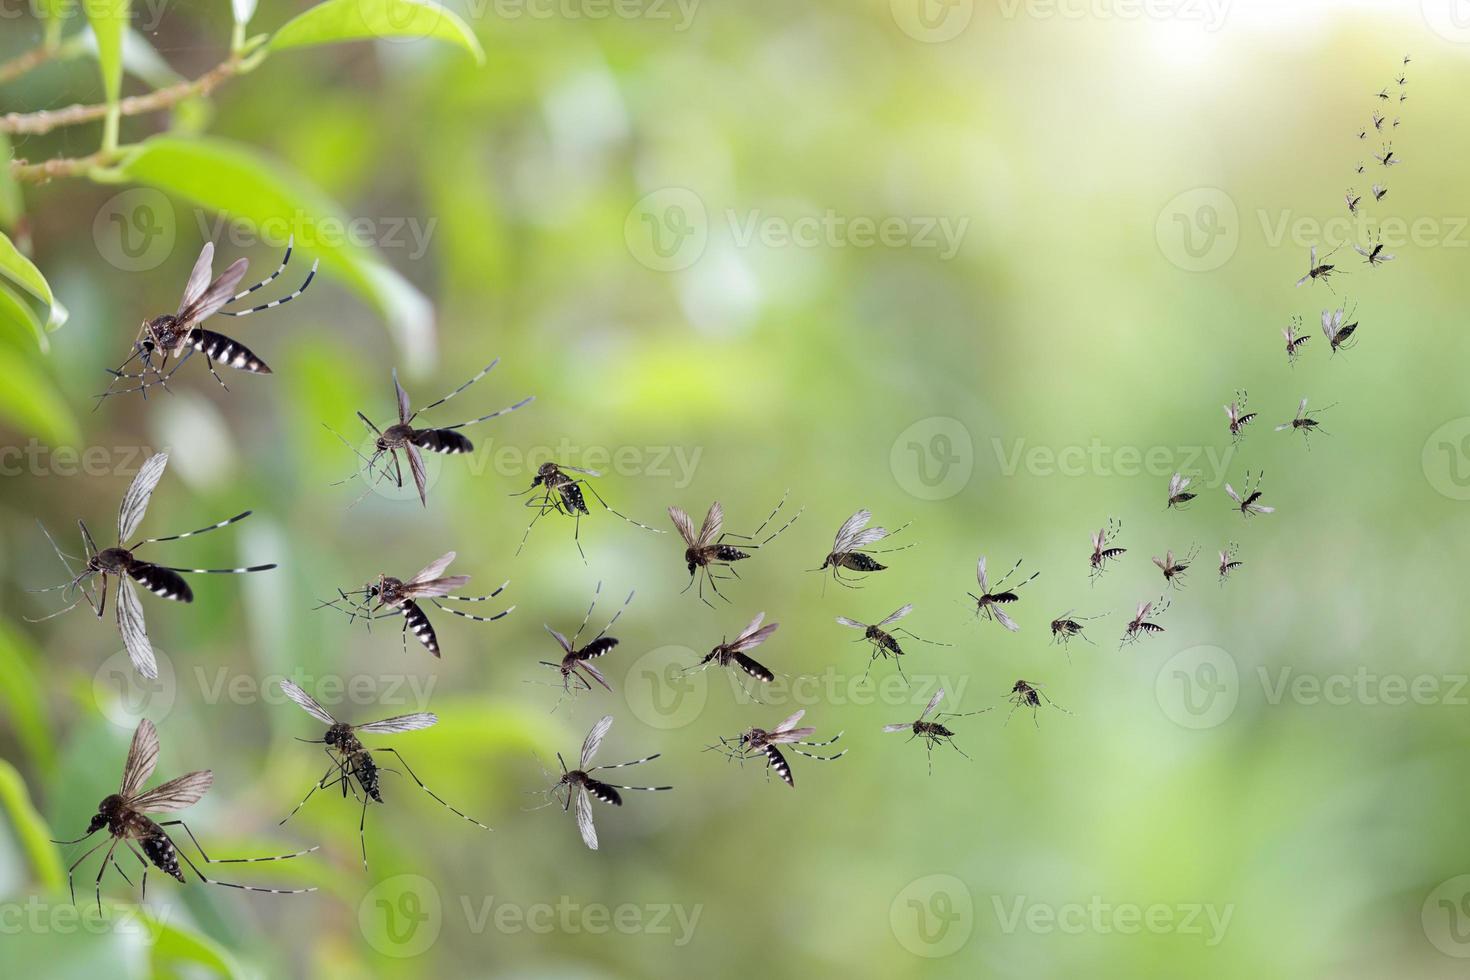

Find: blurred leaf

[84,2,130,106]
[0,230,67,333]
[0,343,81,445]
[0,620,55,775]
[145,911,246,978]
[113,136,435,370]
[0,758,64,892]
[0,280,44,351]
[268,0,486,65]
[233,0,258,27]
[0,133,22,231]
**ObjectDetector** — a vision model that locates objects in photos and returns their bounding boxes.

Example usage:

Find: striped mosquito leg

[434,394,536,431]
[170,844,318,895]
[63,836,109,906]
[93,839,122,913]
[791,745,847,761]
[160,820,318,864]
[372,748,491,830]
[228,236,293,301]
[796,731,843,748]
[155,563,278,574]
[132,510,254,546]
[410,359,502,419]
[430,598,514,623]
[578,481,665,535]
[440,580,509,600]
[604,783,673,791]
[217,259,319,317]
[588,588,635,644]
[589,753,662,771]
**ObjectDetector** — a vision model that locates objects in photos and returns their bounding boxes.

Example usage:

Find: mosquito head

[534,462,560,486]
[324,723,354,749]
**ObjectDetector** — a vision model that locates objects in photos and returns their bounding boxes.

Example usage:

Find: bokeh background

[3,0,1470,976]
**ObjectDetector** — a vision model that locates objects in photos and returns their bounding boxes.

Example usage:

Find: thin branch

[0,43,60,86]
[1,56,242,137]
[9,149,125,184]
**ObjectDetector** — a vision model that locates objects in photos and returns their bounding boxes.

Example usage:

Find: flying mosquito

[340,360,533,507]
[538,582,634,703]
[1374,143,1399,167]
[1295,244,1341,291]
[29,452,275,680]
[536,715,670,851]
[1050,611,1103,659]
[54,719,316,912]
[1356,128,1367,141]
[1121,598,1169,648]
[1355,232,1395,268]
[689,611,780,691]
[1226,470,1275,517]
[1284,316,1311,364]
[668,493,802,606]
[1376,88,1390,101]
[813,509,913,588]
[1276,396,1335,447]
[1089,518,1126,581]
[321,551,512,658]
[707,709,845,788]
[99,237,318,402]
[1004,680,1070,727]
[1218,542,1243,583]
[1166,472,1197,509]
[968,555,1038,633]
[1225,390,1257,442]
[1372,110,1385,131]
[835,603,951,679]
[881,688,989,775]
[1371,183,1387,201]
[1355,162,1366,175]
[277,680,488,868]
[1345,189,1361,214]
[514,461,663,564]
[1322,302,1359,353]
[1152,546,1199,588]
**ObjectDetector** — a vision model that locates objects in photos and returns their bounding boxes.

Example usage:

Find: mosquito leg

[372,747,491,831]
[62,836,108,906]
[93,839,121,913]
[577,480,663,535]
[158,819,319,864]
[124,842,149,901]
[203,353,229,391]
[280,757,345,825]
[170,833,318,894]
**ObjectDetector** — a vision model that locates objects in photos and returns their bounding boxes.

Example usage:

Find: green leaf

[0,620,54,775]
[0,344,81,445]
[0,230,67,334]
[113,136,435,370]
[269,0,485,65]
[0,757,64,893]
[145,913,246,978]
[0,280,43,351]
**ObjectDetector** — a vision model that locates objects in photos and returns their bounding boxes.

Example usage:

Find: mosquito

[668,492,802,606]
[835,603,951,679]
[1376,88,1390,101]
[322,551,511,658]
[1374,143,1399,167]
[1121,598,1169,648]
[1166,472,1196,509]
[1218,542,1243,583]
[1355,162,1366,175]
[538,582,634,703]
[28,452,274,680]
[1322,302,1359,354]
[1295,244,1341,291]
[1225,390,1257,442]
[689,611,780,693]
[1004,680,1070,727]
[536,715,670,851]
[342,360,533,507]
[813,509,913,589]
[1371,184,1387,201]
[707,709,845,788]
[1049,611,1103,659]
[514,461,663,564]
[1354,232,1395,268]
[1226,470,1274,517]
[1284,316,1311,364]
[1089,518,1126,581]
[1396,74,1407,86]
[98,237,317,402]
[968,555,1038,633]
[1152,546,1199,588]
[1276,396,1335,447]
[53,719,316,912]
[1345,189,1361,214]
[1372,110,1385,131]
[881,688,989,775]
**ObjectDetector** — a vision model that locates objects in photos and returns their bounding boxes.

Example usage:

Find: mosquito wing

[921,687,945,720]
[176,256,248,328]
[881,722,912,733]
[118,452,170,543]
[117,577,158,680]
[877,603,913,627]
[559,464,602,477]
[392,369,411,423]
[1224,483,1242,504]
[1152,554,1168,571]
[545,625,573,653]
[1136,601,1152,620]
[831,509,872,553]
[405,442,428,506]
[581,714,614,768]
[357,713,438,734]
[850,526,891,549]
[667,507,698,547]
[733,611,768,643]
[574,786,598,850]
[130,770,213,813]
[402,576,470,600]
[696,502,723,548]
[408,552,457,585]
[1168,472,1182,496]
[834,616,867,631]
[278,679,337,726]
[992,606,1019,633]
[174,242,216,317]
[773,709,807,734]
[120,718,161,798]
[975,556,989,593]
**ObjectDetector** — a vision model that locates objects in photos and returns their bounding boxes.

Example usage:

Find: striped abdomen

[839,553,887,572]
[140,827,185,882]
[189,330,271,373]
[582,776,623,806]
[558,483,590,515]
[411,428,474,455]
[401,600,440,657]
[353,751,383,802]
[763,745,794,786]
[128,562,193,602]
